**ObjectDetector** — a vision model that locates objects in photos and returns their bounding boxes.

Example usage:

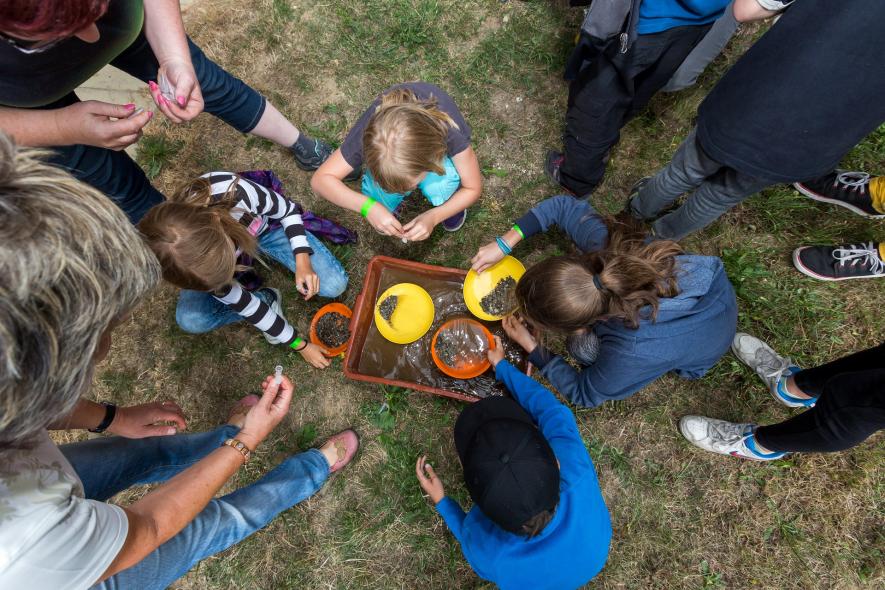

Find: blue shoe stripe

[745,434,786,460]
[776,370,817,406]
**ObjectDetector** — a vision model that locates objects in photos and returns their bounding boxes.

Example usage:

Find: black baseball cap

[454,396,560,534]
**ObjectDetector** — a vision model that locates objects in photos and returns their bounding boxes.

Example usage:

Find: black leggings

[754,343,885,453]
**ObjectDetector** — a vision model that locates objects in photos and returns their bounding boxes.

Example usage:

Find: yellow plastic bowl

[374,283,435,344]
[463,255,526,321]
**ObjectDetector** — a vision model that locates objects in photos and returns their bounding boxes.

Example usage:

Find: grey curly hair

[0,134,160,448]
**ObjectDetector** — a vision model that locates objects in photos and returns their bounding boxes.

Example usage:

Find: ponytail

[516,217,683,331]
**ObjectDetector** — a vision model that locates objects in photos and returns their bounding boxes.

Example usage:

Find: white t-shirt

[0,431,128,589]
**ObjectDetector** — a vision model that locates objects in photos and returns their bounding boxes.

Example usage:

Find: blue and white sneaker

[731,333,815,408]
[679,416,786,461]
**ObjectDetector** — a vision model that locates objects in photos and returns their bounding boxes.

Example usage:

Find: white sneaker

[679,416,776,461]
[259,288,286,345]
[731,333,811,408]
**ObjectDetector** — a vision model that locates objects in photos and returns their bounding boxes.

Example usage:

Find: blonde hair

[138,176,258,292]
[516,217,683,332]
[0,133,160,448]
[363,87,458,194]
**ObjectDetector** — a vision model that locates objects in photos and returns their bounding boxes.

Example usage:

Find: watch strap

[88,403,117,433]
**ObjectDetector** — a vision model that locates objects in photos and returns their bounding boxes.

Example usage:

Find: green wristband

[290,337,306,351]
[512,224,525,239]
[360,198,376,218]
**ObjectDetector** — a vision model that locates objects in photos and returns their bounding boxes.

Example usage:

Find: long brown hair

[516,217,683,332]
[137,176,258,292]
[363,87,458,194]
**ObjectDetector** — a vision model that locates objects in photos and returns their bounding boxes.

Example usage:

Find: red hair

[0,0,108,38]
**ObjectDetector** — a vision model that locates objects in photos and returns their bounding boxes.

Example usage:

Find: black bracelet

[88,403,117,433]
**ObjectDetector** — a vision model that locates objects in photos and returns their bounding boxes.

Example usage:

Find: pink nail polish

[124,103,135,110]
[148,80,157,90]
[177,95,186,107]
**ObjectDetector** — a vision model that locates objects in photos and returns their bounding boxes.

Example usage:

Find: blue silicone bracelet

[495,236,512,255]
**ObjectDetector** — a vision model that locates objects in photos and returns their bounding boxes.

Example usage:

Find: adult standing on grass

[680,334,885,461]
[0,0,334,223]
[0,135,360,589]
[626,0,885,240]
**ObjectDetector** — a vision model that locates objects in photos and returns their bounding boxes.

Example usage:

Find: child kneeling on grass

[311,82,481,241]
[139,172,348,368]
[415,336,612,590]
[471,195,737,408]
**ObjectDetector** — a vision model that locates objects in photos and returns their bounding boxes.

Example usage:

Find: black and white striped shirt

[205,172,311,347]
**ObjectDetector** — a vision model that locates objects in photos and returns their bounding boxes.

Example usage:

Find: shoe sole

[443,210,467,232]
[792,247,885,281]
[793,183,885,218]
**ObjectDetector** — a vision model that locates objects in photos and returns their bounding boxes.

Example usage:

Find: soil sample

[434,319,488,372]
[479,276,517,316]
[379,294,398,324]
[316,311,350,348]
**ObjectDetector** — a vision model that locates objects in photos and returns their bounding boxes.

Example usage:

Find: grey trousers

[662,2,739,93]
[630,127,771,240]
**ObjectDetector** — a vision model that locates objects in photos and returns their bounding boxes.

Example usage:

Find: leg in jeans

[94,449,330,590]
[754,368,885,453]
[661,3,739,93]
[176,286,276,334]
[257,230,349,298]
[631,127,724,219]
[793,342,885,397]
[60,425,237,501]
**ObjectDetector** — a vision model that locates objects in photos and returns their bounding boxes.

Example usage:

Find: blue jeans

[361,156,461,211]
[46,32,267,223]
[176,230,348,334]
[57,425,329,590]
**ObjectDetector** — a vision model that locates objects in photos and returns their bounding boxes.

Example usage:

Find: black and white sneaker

[794,171,885,218]
[792,243,885,281]
[290,135,333,171]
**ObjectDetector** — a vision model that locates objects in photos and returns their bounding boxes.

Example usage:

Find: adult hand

[487,335,506,367]
[57,101,152,150]
[502,315,538,354]
[415,455,445,504]
[236,374,294,449]
[107,400,187,438]
[403,210,438,242]
[366,202,405,238]
[295,255,320,300]
[149,58,204,123]
[298,342,332,369]
[471,240,506,273]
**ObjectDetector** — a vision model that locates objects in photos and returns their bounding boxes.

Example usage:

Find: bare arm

[48,398,187,437]
[311,149,405,237]
[0,102,151,148]
[732,0,783,22]
[96,374,293,583]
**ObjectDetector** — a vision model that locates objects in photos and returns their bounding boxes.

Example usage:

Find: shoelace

[753,347,793,385]
[833,243,885,274]
[835,171,870,192]
[708,420,748,444]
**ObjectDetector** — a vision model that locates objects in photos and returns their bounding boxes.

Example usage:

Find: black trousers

[754,343,885,453]
[560,24,711,197]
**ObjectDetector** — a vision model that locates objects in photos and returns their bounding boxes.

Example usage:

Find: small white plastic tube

[274,365,283,386]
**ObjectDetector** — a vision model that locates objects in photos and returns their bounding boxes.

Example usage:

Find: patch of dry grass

[79,1,885,588]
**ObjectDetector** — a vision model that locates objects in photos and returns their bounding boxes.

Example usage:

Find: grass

[82,1,885,588]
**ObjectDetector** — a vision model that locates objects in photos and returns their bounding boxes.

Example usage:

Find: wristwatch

[88,402,117,433]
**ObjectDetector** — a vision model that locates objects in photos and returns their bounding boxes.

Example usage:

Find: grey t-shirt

[339,82,471,170]
[0,0,144,108]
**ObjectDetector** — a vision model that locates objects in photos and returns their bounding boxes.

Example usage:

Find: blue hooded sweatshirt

[637,0,732,35]
[435,360,612,590]
[513,195,737,408]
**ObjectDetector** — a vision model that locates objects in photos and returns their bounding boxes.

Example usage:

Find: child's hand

[502,315,538,354]
[471,240,506,274]
[366,203,405,238]
[295,255,320,300]
[487,335,506,366]
[403,210,438,242]
[298,342,332,369]
[415,455,445,504]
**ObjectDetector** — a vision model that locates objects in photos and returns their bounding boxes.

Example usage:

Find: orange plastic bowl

[430,318,494,379]
[310,302,353,357]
